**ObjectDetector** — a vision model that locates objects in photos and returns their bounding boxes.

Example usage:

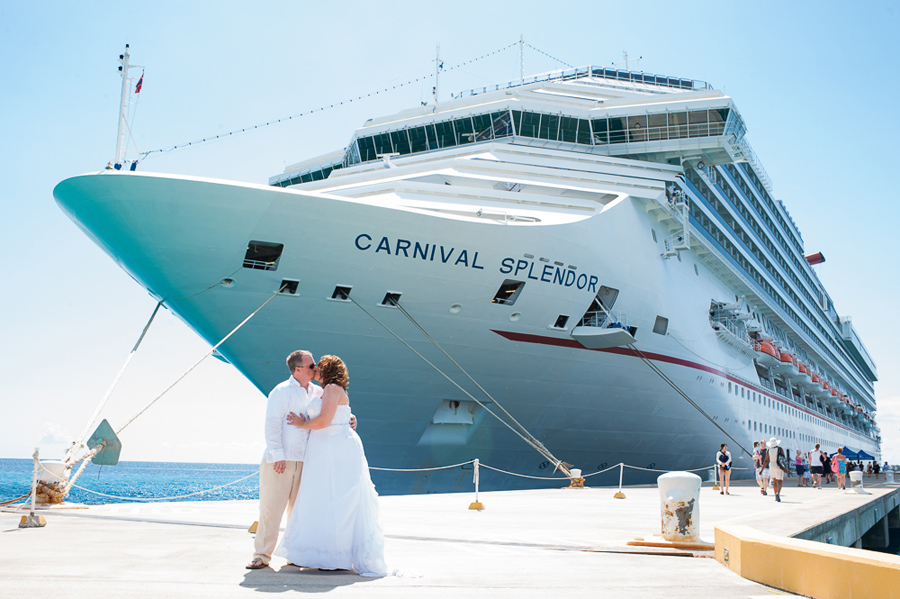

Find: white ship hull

[54,166,878,493]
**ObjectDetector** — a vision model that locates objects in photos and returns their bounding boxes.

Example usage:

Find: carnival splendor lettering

[354,233,598,291]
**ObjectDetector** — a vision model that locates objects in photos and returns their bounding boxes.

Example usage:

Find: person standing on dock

[247,350,356,570]
[716,443,732,495]
[809,444,823,489]
[833,448,848,490]
[755,440,769,495]
[764,437,786,502]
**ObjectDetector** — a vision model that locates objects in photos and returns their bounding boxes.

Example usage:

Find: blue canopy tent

[856,450,876,461]
[841,448,860,460]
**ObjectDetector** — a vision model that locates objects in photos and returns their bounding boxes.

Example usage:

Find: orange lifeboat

[777,351,800,377]
[753,341,781,367]
[811,373,821,384]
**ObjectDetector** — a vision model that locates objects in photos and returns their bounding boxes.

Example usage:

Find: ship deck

[3,478,900,598]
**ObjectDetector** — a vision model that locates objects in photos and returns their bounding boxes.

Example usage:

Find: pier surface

[2,479,897,598]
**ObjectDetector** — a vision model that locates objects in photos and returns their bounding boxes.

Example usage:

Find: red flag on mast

[135,72,144,94]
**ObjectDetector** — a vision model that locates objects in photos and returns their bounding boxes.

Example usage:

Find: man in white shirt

[247,349,340,569]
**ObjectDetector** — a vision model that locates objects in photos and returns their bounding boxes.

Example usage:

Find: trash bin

[658,471,702,542]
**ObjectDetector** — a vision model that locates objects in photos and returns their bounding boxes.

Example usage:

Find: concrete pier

[2,479,899,598]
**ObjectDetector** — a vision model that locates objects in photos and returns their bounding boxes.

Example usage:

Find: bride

[275,355,388,576]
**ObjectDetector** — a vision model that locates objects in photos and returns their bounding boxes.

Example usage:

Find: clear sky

[2,1,898,466]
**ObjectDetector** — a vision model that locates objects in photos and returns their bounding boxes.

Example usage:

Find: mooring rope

[66,301,163,466]
[346,296,568,475]
[116,285,286,435]
[392,301,561,466]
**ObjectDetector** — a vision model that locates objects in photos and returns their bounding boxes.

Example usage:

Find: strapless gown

[275,399,387,576]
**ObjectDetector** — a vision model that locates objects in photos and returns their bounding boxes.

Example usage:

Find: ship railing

[455,65,711,100]
[709,313,751,345]
[579,309,629,330]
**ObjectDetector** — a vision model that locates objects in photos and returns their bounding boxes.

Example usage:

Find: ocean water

[0,458,259,505]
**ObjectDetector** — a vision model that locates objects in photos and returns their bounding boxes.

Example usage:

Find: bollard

[568,468,584,488]
[613,463,626,499]
[468,459,484,510]
[658,471,701,542]
[847,470,869,494]
[887,470,895,484]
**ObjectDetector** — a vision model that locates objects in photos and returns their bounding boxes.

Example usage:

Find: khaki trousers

[253,460,303,563]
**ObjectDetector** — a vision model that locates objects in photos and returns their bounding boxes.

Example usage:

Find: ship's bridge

[270,66,758,189]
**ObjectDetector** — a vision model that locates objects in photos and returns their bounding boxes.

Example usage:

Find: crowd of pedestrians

[715,439,890,501]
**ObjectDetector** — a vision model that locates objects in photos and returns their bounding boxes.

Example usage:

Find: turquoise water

[0,458,259,505]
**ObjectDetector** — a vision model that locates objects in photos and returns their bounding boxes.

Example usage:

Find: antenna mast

[519,34,524,84]
[114,44,142,169]
[433,43,441,106]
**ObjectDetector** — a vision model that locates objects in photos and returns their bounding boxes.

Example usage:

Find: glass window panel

[473,114,494,141]
[709,108,729,135]
[560,116,578,143]
[409,127,428,153]
[576,119,591,145]
[688,110,709,138]
[608,117,627,143]
[492,111,513,138]
[373,132,393,155]
[391,130,411,155]
[519,112,540,138]
[648,114,667,141]
[455,117,475,144]
[591,118,608,144]
[668,112,687,139]
[357,136,377,162]
[435,121,457,148]
[539,114,560,140]
[425,124,438,149]
[511,110,522,135]
[628,115,648,142]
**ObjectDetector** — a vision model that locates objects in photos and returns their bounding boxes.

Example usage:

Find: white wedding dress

[275,398,388,576]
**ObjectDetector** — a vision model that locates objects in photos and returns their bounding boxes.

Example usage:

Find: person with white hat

[763,437,786,502]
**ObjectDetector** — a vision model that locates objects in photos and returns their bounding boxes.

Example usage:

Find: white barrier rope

[370,460,474,472]
[24,461,260,504]
[7,457,753,508]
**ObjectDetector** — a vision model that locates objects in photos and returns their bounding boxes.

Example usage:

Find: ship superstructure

[55,65,879,493]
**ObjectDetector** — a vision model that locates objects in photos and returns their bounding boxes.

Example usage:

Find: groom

[246,350,355,569]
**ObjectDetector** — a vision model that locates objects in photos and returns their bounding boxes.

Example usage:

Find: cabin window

[279,279,299,295]
[552,315,570,329]
[243,241,284,271]
[492,280,525,305]
[652,316,668,335]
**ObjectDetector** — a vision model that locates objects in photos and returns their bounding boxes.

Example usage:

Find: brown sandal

[246,559,267,569]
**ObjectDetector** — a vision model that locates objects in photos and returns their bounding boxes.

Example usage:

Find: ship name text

[354,233,484,269]
[500,258,598,292]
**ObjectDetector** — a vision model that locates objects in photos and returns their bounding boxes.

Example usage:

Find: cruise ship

[54,63,880,493]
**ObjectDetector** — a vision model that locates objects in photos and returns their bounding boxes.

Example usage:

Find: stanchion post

[613,462,626,499]
[712,462,720,490]
[19,447,46,528]
[468,458,484,510]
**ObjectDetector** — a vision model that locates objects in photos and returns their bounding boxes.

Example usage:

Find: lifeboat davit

[797,362,813,386]
[753,340,781,368]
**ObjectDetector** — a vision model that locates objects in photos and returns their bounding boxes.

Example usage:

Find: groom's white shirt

[262,376,323,462]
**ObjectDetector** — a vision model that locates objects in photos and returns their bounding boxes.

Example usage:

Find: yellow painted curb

[716,524,900,599]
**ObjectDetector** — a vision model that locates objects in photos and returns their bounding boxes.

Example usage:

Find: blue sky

[2,1,899,466]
